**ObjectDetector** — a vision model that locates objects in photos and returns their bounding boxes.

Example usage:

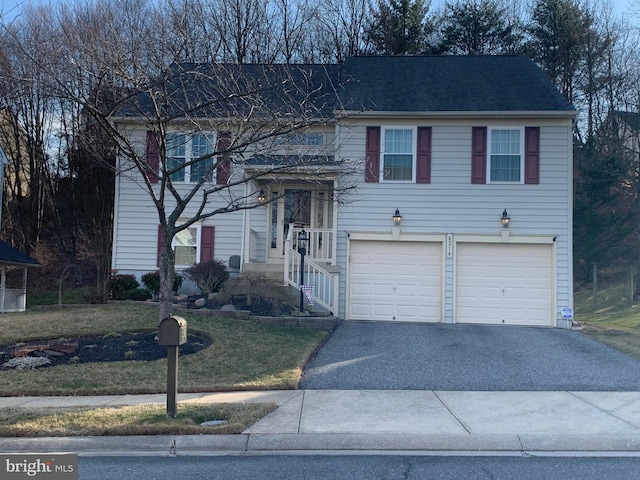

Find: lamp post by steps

[298,229,308,313]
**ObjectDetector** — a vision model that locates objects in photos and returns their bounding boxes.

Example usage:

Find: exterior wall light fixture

[258,190,266,204]
[393,208,403,225]
[501,209,511,228]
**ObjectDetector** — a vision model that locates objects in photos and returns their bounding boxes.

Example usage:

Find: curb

[4,433,640,456]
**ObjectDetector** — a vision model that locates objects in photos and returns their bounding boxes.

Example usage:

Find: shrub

[184,260,229,294]
[121,288,152,301]
[107,274,139,300]
[141,271,183,295]
[218,272,292,315]
[83,289,108,304]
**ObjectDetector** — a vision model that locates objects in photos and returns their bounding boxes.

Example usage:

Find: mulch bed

[0,332,212,369]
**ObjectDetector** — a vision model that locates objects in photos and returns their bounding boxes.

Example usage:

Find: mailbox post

[158,315,187,418]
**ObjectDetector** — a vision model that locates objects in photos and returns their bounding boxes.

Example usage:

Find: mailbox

[158,315,187,346]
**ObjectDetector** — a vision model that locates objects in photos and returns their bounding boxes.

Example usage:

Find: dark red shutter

[471,127,487,184]
[157,225,163,267]
[146,130,160,184]
[524,127,540,184]
[216,132,232,185]
[365,126,380,183]
[200,226,215,262]
[416,127,432,184]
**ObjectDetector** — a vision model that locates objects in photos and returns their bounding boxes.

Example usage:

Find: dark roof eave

[0,260,41,267]
[334,109,578,119]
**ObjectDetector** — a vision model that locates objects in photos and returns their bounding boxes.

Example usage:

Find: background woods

[0,0,638,301]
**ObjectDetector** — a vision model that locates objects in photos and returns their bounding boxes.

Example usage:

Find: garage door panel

[456,243,552,326]
[349,240,441,323]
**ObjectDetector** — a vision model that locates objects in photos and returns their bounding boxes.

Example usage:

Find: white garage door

[456,243,553,326]
[349,240,441,322]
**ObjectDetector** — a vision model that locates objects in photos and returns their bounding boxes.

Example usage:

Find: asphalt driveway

[300,322,640,391]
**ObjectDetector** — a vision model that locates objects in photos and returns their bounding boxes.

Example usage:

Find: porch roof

[246,154,336,166]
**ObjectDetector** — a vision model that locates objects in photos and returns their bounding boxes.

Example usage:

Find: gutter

[333,110,578,120]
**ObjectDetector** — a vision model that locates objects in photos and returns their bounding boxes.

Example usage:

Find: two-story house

[111,55,576,327]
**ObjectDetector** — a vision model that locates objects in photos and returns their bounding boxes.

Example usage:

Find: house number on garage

[446,234,453,258]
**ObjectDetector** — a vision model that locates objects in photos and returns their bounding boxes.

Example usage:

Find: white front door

[267,187,331,260]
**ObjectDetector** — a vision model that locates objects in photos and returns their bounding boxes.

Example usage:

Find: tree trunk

[158,231,176,324]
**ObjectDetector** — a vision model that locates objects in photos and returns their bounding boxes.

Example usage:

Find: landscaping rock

[194,298,207,308]
[220,304,236,311]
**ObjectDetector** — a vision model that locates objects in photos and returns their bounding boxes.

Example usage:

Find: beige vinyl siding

[111,127,245,277]
[336,117,573,324]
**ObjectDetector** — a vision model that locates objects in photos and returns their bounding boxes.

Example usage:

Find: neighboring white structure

[111,55,576,327]
[0,144,40,312]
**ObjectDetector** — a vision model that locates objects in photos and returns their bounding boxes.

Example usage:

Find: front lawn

[575,280,640,360]
[0,304,328,396]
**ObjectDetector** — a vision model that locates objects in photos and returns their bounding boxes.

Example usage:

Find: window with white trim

[381,127,415,182]
[173,225,200,267]
[488,127,524,183]
[167,133,215,183]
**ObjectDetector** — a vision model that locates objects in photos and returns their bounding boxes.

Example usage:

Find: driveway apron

[300,322,640,391]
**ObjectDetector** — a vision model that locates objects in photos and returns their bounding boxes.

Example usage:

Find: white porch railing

[284,227,339,314]
[1,288,26,312]
[290,227,336,264]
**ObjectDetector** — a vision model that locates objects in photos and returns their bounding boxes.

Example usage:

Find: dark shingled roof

[118,63,341,120]
[116,55,574,119]
[0,240,40,267]
[338,55,575,113]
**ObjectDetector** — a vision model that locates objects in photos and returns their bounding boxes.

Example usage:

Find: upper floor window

[489,128,524,183]
[167,132,215,183]
[382,128,415,182]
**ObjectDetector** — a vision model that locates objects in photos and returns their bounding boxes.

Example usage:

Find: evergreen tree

[369,0,432,54]
[439,0,523,55]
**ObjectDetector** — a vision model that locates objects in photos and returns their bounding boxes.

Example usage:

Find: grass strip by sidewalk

[0,403,276,437]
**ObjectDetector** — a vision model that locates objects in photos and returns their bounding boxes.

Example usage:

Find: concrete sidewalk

[2,390,640,455]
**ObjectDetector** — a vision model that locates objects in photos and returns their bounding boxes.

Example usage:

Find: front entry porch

[242,182,339,314]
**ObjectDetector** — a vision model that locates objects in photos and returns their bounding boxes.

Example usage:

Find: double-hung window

[173,225,200,267]
[167,132,215,183]
[382,127,415,182]
[488,127,524,183]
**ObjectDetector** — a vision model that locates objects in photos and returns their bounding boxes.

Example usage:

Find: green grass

[27,287,93,307]
[0,304,328,396]
[575,276,640,360]
[0,403,277,436]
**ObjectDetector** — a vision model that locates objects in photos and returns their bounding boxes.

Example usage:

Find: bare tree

[0,6,58,256]
[2,0,357,321]
[314,0,374,62]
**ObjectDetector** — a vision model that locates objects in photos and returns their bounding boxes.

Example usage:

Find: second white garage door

[349,240,442,322]
[456,243,553,326]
